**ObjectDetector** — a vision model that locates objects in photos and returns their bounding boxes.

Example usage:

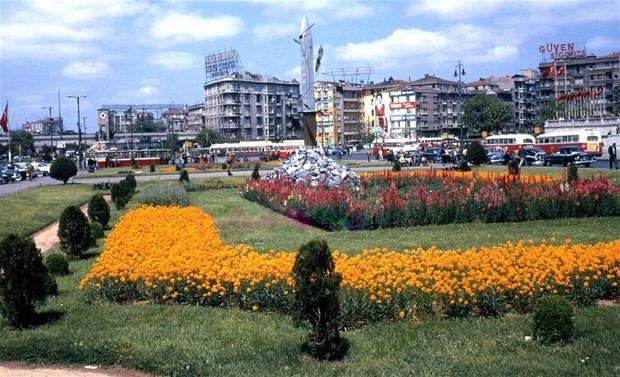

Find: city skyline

[1,0,618,132]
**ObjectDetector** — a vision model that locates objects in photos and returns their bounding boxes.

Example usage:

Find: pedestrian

[609,142,618,170]
[518,147,526,167]
[378,148,383,161]
[367,149,371,162]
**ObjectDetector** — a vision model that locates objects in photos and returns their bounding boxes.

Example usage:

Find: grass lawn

[0,173,619,376]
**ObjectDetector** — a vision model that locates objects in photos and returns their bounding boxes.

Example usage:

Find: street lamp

[67,95,86,159]
[42,106,54,151]
[454,61,466,141]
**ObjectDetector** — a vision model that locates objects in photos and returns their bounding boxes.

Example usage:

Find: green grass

[1,174,619,376]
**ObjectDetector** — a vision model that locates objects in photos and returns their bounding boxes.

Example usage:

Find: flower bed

[82,206,620,328]
[239,169,620,230]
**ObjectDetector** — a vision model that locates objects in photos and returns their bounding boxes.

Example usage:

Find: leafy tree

[538,101,566,123]
[195,128,224,148]
[356,121,376,146]
[49,156,77,184]
[462,94,512,135]
[0,234,50,328]
[612,86,620,116]
[8,130,35,157]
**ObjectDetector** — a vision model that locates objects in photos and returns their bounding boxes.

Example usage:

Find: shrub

[457,160,471,172]
[532,295,574,345]
[0,234,50,328]
[49,156,78,184]
[89,221,105,246]
[44,274,58,296]
[507,159,520,176]
[251,164,261,181]
[292,238,348,361]
[136,182,190,207]
[87,194,110,229]
[221,162,228,170]
[111,180,132,210]
[179,169,190,183]
[566,164,579,183]
[124,173,137,193]
[392,159,402,172]
[45,252,70,276]
[58,205,91,259]
[465,141,487,166]
[150,164,156,173]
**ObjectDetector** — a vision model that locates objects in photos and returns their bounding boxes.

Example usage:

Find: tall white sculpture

[299,15,315,112]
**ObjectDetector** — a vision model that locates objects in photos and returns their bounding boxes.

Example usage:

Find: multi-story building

[361,78,413,140]
[22,118,60,135]
[186,103,205,132]
[204,72,301,141]
[538,52,620,119]
[314,81,362,146]
[408,75,467,139]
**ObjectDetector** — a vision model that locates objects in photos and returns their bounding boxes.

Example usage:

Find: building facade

[186,103,205,132]
[204,72,301,141]
[314,81,362,146]
[538,52,620,119]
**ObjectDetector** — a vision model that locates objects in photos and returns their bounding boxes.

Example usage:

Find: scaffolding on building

[323,67,374,85]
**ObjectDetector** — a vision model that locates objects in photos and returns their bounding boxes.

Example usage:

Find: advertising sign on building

[538,42,586,60]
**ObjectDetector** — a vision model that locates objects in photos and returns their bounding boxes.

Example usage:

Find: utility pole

[42,106,54,151]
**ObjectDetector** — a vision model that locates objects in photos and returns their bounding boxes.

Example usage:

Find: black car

[415,147,442,163]
[521,147,547,166]
[543,146,596,167]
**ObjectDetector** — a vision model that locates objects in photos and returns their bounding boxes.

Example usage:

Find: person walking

[609,142,618,170]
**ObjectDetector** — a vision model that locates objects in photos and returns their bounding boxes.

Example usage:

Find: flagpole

[6,101,11,163]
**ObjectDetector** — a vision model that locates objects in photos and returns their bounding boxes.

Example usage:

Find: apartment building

[314,81,362,146]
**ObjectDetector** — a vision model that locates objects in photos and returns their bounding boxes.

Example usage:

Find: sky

[1,0,619,132]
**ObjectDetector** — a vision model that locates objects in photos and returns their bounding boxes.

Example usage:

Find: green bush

[251,164,261,181]
[179,169,190,183]
[49,156,78,184]
[43,273,58,296]
[566,164,579,183]
[507,159,520,176]
[87,194,110,229]
[457,160,472,172]
[136,182,190,207]
[44,252,70,276]
[124,173,137,193]
[221,162,228,170]
[149,164,156,173]
[465,141,488,166]
[111,180,132,210]
[0,234,50,328]
[89,221,105,246]
[292,238,348,361]
[532,295,574,345]
[58,205,91,259]
[392,160,402,172]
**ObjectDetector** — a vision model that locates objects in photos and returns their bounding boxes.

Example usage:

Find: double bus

[482,134,535,154]
[535,129,603,156]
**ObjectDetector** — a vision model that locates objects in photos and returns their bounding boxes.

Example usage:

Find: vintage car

[521,147,547,166]
[543,146,596,167]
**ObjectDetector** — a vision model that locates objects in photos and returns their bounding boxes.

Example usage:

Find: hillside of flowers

[82,205,620,328]
[239,169,620,230]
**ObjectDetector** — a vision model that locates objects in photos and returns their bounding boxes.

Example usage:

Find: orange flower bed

[82,206,620,324]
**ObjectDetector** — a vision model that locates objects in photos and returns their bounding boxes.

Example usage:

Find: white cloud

[137,86,160,97]
[150,12,243,44]
[254,22,297,42]
[148,52,198,71]
[406,0,504,19]
[586,36,619,50]
[261,0,379,21]
[62,62,110,79]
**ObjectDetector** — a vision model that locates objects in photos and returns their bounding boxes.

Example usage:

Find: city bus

[482,134,536,154]
[535,129,603,156]
[371,138,419,156]
[92,148,170,169]
[209,139,305,160]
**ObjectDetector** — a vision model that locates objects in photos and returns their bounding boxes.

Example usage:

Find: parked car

[0,163,22,182]
[34,162,51,176]
[521,147,547,166]
[415,147,442,163]
[543,146,596,167]
[484,147,504,164]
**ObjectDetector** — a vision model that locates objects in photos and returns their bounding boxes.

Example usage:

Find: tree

[462,94,512,135]
[356,121,376,146]
[87,194,111,229]
[9,130,35,157]
[49,156,77,184]
[538,101,566,123]
[58,205,91,259]
[612,86,620,116]
[0,234,50,328]
[465,140,488,166]
[195,128,224,148]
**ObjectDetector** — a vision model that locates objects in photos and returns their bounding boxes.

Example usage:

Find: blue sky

[1,0,618,132]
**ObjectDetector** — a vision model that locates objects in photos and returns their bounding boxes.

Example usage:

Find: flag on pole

[0,103,8,133]
[556,64,566,76]
[541,65,555,79]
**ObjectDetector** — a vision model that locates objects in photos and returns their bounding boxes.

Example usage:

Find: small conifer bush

[532,295,574,345]
[392,159,402,172]
[457,160,472,172]
[58,205,91,259]
[251,164,261,180]
[0,234,50,328]
[507,159,520,176]
[87,194,110,229]
[179,169,190,183]
[89,221,105,246]
[149,164,156,173]
[111,180,132,210]
[221,162,228,170]
[136,182,190,207]
[465,141,488,166]
[124,173,137,193]
[45,252,70,276]
[566,164,579,183]
[49,156,78,184]
[292,238,349,361]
